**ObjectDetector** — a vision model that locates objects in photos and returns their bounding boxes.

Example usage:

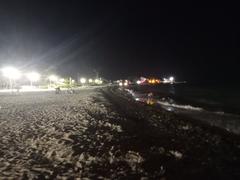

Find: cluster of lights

[148,78,160,84]
[94,78,103,84]
[1,67,59,82]
[119,80,128,87]
[1,66,64,88]
[163,76,175,84]
[1,66,105,91]
[135,76,175,85]
[79,77,103,85]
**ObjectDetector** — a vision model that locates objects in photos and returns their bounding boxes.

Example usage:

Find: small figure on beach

[55,87,61,94]
[67,88,75,94]
[147,92,154,105]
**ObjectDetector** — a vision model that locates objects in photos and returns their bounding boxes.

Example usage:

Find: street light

[169,76,174,83]
[26,72,40,86]
[94,78,103,84]
[80,78,86,84]
[1,67,21,80]
[1,67,21,89]
[88,78,93,83]
[94,79,99,84]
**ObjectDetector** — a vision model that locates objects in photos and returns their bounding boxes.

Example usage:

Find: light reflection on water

[135,97,155,105]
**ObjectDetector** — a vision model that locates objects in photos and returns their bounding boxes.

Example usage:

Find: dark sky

[0,1,239,83]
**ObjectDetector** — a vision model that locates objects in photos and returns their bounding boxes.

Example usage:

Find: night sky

[0,1,239,84]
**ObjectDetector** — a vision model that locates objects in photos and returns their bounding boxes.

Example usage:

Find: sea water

[128,84,240,134]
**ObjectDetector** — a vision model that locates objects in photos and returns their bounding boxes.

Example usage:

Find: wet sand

[0,87,239,179]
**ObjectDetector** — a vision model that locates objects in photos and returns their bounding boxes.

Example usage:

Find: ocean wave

[214,111,225,115]
[127,89,203,111]
[157,101,203,111]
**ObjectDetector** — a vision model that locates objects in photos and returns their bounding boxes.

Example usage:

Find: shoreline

[129,84,240,115]
[101,87,240,179]
[126,85,240,135]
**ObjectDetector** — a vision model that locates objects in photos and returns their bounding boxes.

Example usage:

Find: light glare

[169,76,174,82]
[26,72,41,82]
[88,78,93,83]
[49,75,58,82]
[59,78,65,83]
[80,78,86,84]
[95,79,99,83]
[1,67,21,80]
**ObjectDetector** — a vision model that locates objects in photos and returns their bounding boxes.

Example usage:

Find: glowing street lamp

[80,78,86,84]
[94,78,103,85]
[98,80,103,84]
[88,78,93,83]
[26,72,40,86]
[169,76,174,83]
[1,67,21,89]
[1,67,21,80]
[94,79,99,84]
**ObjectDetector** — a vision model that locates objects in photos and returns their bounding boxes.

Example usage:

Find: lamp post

[1,67,21,90]
[26,72,40,87]
[80,78,86,84]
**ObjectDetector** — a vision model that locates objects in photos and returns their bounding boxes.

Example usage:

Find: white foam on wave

[127,89,240,134]
[126,88,203,112]
[125,89,135,96]
[157,101,203,111]
[214,111,225,115]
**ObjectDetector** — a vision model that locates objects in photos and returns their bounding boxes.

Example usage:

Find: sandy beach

[0,87,239,179]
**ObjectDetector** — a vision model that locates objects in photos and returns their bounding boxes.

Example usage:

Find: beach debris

[181,124,191,130]
[169,150,183,159]
[125,151,144,171]
[166,107,174,112]
[62,132,74,143]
